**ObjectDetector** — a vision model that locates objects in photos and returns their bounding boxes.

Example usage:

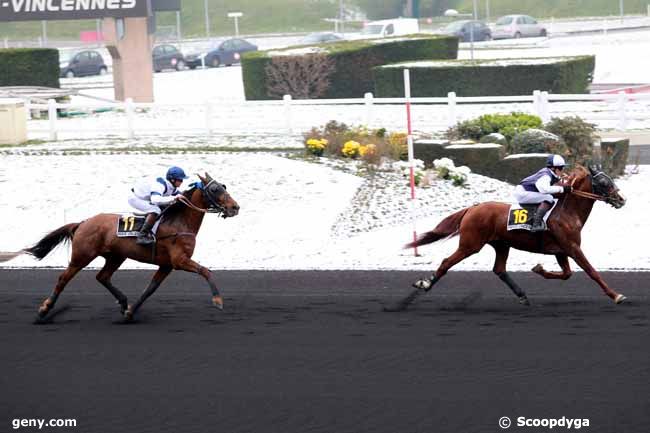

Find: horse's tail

[404,207,471,249]
[22,223,81,261]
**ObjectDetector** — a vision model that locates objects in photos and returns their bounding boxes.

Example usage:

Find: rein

[571,189,607,201]
[177,195,210,213]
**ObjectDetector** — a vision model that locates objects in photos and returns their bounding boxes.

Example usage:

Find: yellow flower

[359,143,376,157]
[306,138,327,156]
[342,140,361,158]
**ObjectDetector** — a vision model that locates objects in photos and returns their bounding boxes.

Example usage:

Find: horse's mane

[159,186,198,224]
[565,165,589,186]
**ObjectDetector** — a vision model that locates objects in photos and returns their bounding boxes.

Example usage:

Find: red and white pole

[404,69,418,256]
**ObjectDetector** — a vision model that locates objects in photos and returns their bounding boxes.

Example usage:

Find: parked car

[441,20,491,42]
[299,32,343,44]
[152,44,186,72]
[59,50,107,78]
[186,38,258,69]
[492,15,547,39]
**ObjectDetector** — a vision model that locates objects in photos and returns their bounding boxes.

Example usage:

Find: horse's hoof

[37,298,53,317]
[531,264,543,274]
[614,294,627,304]
[412,279,431,291]
[116,299,128,314]
[519,296,531,306]
[123,306,135,321]
[212,296,224,310]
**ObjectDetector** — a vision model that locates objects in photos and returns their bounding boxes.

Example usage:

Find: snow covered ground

[0,152,647,272]
[6,28,650,272]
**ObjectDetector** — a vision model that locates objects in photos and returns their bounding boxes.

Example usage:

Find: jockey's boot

[136,213,158,245]
[530,201,553,233]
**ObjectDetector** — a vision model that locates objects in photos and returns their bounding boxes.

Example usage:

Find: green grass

[0,0,340,40]
[455,0,650,19]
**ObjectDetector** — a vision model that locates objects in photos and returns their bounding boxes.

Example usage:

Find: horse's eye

[222,184,227,190]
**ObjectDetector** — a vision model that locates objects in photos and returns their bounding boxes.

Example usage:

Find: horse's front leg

[173,256,223,309]
[124,266,172,321]
[532,254,573,280]
[567,246,625,303]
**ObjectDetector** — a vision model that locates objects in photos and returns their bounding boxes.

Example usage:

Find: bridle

[568,172,611,202]
[177,179,228,215]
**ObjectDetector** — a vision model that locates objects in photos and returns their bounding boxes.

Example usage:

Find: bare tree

[265,54,337,99]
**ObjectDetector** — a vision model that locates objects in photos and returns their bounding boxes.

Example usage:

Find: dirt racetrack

[1,269,648,433]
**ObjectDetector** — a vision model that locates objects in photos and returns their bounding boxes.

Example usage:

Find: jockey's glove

[563,185,573,193]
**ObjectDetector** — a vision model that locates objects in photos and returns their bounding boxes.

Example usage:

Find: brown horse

[1,173,239,321]
[388,165,628,311]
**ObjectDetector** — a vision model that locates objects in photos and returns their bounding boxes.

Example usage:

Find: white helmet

[546,154,566,168]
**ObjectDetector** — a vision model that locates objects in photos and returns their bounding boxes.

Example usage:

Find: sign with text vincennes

[0,0,149,21]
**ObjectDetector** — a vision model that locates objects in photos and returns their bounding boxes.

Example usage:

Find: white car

[492,15,547,39]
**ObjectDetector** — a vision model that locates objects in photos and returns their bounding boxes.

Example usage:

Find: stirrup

[530,221,547,232]
[136,233,155,245]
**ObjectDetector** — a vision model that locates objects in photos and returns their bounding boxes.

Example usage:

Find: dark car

[59,50,107,78]
[299,32,343,44]
[152,44,186,72]
[441,20,491,42]
[186,38,258,69]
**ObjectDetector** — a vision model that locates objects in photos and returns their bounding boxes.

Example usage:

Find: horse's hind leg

[491,242,530,306]
[124,266,172,321]
[38,247,95,318]
[532,254,573,280]
[413,242,482,291]
[38,264,84,318]
[96,255,128,313]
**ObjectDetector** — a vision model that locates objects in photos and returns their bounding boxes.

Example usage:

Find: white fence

[26,90,650,141]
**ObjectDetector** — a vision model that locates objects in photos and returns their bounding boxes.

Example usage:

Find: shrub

[544,116,596,165]
[265,54,336,99]
[433,158,470,187]
[303,121,406,162]
[0,48,60,88]
[242,35,458,100]
[373,56,595,97]
[448,112,543,142]
[510,129,568,155]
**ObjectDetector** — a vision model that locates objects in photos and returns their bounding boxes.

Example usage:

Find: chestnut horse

[388,165,627,311]
[1,173,239,321]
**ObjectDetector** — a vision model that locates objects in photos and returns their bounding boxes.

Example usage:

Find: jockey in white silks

[128,166,188,245]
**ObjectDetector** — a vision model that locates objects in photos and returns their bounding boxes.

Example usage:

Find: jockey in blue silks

[128,166,189,245]
[513,155,572,232]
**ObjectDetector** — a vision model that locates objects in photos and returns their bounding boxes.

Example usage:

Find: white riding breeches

[513,185,554,204]
[128,192,162,215]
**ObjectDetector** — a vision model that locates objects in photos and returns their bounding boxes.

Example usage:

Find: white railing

[26,90,650,141]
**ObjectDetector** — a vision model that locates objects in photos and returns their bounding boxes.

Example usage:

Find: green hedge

[241,34,458,100]
[497,154,550,184]
[0,48,60,88]
[442,143,505,179]
[373,56,595,97]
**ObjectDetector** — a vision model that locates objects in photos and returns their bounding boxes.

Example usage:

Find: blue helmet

[166,166,188,181]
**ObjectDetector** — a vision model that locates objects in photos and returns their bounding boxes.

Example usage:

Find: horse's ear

[204,172,213,182]
[197,173,207,184]
[588,165,598,175]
